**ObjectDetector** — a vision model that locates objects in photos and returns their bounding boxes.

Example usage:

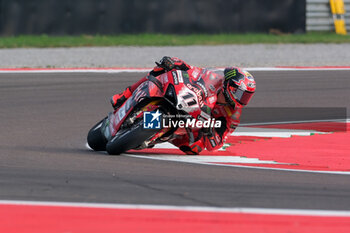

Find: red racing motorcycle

[87,69,219,155]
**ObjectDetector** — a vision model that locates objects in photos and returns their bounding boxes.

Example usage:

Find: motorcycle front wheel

[106,118,159,155]
[87,117,108,151]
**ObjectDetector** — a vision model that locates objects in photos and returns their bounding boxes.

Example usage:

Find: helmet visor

[231,88,254,105]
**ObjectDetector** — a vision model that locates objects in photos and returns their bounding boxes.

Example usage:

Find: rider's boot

[110,87,132,109]
[110,76,148,109]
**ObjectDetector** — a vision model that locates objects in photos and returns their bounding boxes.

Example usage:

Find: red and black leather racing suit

[168,66,242,155]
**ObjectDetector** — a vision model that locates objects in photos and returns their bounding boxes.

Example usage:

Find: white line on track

[126,154,283,164]
[231,126,328,138]
[0,68,150,73]
[240,118,350,126]
[1,66,350,73]
[2,200,350,217]
[247,67,350,71]
[125,153,350,175]
[86,142,350,175]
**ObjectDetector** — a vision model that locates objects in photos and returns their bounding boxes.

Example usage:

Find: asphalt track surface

[1,70,350,210]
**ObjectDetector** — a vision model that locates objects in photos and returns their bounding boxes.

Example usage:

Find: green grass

[0,32,349,48]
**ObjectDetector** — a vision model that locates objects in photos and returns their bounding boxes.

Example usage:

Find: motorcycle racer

[110,57,256,155]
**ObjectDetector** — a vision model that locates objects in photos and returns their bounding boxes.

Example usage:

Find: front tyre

[106,120,158,155]
[87,117,108,151]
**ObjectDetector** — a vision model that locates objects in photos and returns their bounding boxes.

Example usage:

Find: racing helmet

[223,67,256,106]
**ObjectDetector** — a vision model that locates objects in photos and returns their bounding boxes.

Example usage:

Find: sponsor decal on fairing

[176,70,184,83]
[172,71,179,85]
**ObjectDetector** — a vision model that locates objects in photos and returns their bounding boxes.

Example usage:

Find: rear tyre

[106,120,158,155]
[87,118,107,151]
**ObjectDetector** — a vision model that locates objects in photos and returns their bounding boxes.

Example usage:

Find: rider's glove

[156,56,191,71]
[156,56,175,71]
